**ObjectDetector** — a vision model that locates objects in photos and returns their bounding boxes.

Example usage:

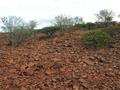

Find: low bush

[81,30,113,48]
[102,25,120,37]
[74,23,96,30]
[10,29,33,47]
[38,26,61,37]
[86,22,96,30]
[74,23,88,30]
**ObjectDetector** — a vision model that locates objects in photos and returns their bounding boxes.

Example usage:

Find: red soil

[0,30,120,90]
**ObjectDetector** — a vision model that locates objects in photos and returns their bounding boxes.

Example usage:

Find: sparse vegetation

[102,25,120,37]
[1,16,37,47]
[53,15,83,34]
[0,11,119,48]
[10,28,32,47]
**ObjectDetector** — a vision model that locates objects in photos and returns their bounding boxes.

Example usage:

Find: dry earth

[0,30,120,90]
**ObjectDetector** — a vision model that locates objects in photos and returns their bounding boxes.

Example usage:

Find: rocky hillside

[0,30,120,90]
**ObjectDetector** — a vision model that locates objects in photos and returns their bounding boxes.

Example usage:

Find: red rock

[83,60,95,65]
[21,87,27,90]
[9,69,16,73]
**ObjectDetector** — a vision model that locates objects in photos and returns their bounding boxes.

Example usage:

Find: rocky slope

[0,30,120,90]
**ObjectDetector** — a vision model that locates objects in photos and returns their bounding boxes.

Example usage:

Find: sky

[0,0,120,30]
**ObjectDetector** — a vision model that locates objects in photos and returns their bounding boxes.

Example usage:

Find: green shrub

[81,30,113,48]
[74,23,96,30]
[102,25,120,37]
[38,26,61,37]
[74,23,88,30]
[86,22,96,30]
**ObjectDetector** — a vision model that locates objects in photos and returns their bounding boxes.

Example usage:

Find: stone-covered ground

[0,30,120,90]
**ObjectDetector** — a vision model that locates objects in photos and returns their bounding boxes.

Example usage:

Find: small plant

[81,30,113,48]
[11,29,32,47]
[39,26,60,37]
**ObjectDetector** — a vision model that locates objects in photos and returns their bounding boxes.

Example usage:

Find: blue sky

[0,0,120,29]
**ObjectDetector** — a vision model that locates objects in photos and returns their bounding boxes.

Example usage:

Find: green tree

[53,15,83,33]
[73,16,83,25]
[53,15,74,27]
[95,9,114,23]
[53,15,74,34]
